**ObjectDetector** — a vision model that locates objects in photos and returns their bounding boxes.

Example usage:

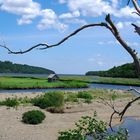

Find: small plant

[58,112,128,140]
[0,98,19,107]
[77,91,93,100]
[18,96,31,105]
[32,91,64,109]
[65,93,78,103]
[84,98,92,104]
[22,110,45,125]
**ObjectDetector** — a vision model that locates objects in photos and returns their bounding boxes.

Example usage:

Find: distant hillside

[0,61,55,74]
[86,63,137,78]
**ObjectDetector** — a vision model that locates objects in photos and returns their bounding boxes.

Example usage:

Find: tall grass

[0,76,88,89]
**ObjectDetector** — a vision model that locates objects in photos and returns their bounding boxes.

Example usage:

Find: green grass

[0,98,19,107]
[77,91,93,99]
[60,75,140,86]
[0,76,88,89]
[0,76,139,90]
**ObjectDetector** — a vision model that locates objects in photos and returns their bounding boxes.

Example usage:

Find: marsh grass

[60,75,140,86]
[0,76,88,89]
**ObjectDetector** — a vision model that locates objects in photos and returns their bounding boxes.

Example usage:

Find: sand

[0,92,140,140]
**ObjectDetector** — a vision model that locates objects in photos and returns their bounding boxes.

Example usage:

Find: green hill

[86,63,137,78]
[0,61,55,74]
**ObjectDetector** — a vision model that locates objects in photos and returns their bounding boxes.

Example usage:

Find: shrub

[58,112,128,140]
[22,110,45,125]
[32,91,64,109]
[65,94,78,103]
[31,96,48,109]
[0,98,19,107]
[77,91,93,100]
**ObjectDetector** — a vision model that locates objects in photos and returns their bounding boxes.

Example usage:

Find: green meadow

[0,76,88,89]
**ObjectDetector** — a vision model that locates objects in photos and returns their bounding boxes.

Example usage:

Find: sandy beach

[0,91,140,140]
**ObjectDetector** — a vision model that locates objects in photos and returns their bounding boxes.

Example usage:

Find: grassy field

[0,76,88,89]
[60,75,140,86]
[0,75,140,90]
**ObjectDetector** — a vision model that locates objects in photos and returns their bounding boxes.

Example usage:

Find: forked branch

[109,88,140,130]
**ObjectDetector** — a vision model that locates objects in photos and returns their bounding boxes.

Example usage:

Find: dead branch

[132,0,140,15]
[0,23,110,54]
[108,88,140,130]
[132,23,140,35]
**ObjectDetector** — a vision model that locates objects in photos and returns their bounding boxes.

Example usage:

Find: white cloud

[37,9,68,31]
[59,10,80,19]
[59,0,139,19]
[0,0,40,25]
[116,22,124,29]
[0,0,67,31]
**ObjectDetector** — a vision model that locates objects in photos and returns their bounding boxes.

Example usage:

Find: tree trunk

[132,55,140,78]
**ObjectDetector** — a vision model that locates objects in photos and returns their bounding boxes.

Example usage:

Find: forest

[0,61,54,74]
[86,62,137,78]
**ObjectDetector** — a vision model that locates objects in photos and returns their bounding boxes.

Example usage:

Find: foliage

[0,60,54,74]
[32,91,64,109]
[77,91,93,100]
[22,110,45,124]
[65,93,79,102]
[0,98,19,107]
[86,62,137,78]
[58,112,128,140]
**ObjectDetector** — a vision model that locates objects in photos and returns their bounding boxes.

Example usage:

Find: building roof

[48,74,58,79]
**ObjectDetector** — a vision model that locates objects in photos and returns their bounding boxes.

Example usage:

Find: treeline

[86,63,138,78]
[0,61,55,74]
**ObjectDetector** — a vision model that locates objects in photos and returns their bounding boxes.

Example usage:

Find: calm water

[113,117,140,140]
[0,83,140,94]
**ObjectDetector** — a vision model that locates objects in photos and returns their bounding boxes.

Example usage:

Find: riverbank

[0,90,139,140]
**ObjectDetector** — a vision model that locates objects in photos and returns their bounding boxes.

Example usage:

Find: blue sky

[0,0,140,74]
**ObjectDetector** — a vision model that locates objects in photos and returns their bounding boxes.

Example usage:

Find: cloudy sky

[0,0,140,74]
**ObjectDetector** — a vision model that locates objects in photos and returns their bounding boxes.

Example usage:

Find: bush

[77,91,93,100]
[58,112,128,140]
[0,98,19,107]
[65,93,78,103]
[22,110,45,125]
[32,91,64,109]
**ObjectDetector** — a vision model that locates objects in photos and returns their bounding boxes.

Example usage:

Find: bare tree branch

[132,0,140,15]
[0,23,111,54]
[108,88,140,130]
[132,23,140,35]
